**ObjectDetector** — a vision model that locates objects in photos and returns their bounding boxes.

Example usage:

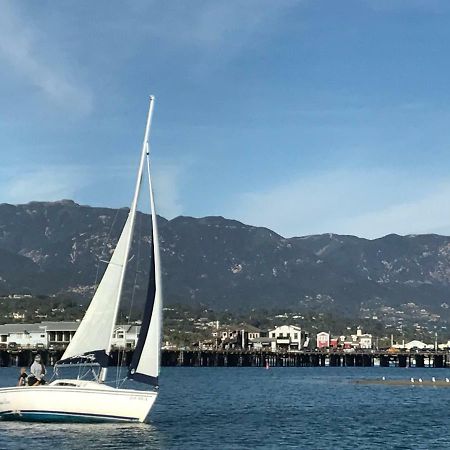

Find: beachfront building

[111,325,141,349]
[0,321,141,350]
[268,325,302,352]
[359,334,373,349]
[250,337,276,351]
[45,322,79,347]
[316,331,330,349]
[218,325,262,350]
[330,337,339,348]
[0,323,48,349]
[394,340,433,350]
[350,327,373,349]
[438,340,450,350]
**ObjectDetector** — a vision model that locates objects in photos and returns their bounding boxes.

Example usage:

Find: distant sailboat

[0,96,163,423]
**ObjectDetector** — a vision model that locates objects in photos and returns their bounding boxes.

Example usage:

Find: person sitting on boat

[17,367,28,386]
[28,354,46,386]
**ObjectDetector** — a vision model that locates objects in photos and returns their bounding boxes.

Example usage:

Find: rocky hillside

[1,201,450,325]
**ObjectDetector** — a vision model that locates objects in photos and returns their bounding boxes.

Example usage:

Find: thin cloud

[0,159,185,219]
[1,166,85,204]
[363,0,450,14]
[151,162,184,219]
[341,184,450,238]
[0,1,93,114]
[225,168,450,239]
[141,1,294,70]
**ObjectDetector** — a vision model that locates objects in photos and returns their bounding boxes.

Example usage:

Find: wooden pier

[1,349,450,368]
[161,350,450,368]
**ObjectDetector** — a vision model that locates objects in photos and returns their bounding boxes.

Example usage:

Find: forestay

[58,213,134,366]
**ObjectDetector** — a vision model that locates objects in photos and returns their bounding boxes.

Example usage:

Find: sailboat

[0,96,163,423]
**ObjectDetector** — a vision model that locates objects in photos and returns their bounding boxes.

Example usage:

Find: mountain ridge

[1,201,450,332]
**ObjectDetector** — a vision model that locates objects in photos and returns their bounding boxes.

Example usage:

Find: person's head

[34,354,41,363]
[20,367,26,374]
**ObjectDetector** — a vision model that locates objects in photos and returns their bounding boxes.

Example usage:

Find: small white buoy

[410,377,414,383]
[419,378,423,383]
[382,376,385,381]
[432,377,436,382]
[446,378,449,383]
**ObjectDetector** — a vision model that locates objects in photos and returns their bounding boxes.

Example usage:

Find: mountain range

[1,200,450,325]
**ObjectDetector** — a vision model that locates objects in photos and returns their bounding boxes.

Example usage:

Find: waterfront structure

[393,340,433,350]
[0,324,47,349]
[350,327,373,349]
[330,337,339,348]
[317,331,330,349]
[111,325,141,349]
[249,337,276,351]
[218,325,262,350]
[0,321,140,350]
[268,325,302,351]
[45,322,78,347]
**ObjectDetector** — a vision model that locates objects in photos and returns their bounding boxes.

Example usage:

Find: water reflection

[0,420,163,449]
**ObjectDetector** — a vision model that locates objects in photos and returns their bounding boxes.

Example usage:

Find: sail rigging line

[88,206,124,381]
[63,208,122,302]
[115,350,123,388]
[127,211,144,325]
[93,207,123,288]
[114,210,144,387]
[100,96,156,382]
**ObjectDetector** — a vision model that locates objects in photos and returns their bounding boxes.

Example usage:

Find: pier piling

[1,349,449,368]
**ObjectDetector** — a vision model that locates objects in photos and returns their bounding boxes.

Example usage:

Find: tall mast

[101,96,155,381]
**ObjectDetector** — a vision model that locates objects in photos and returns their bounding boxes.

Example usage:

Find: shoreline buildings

[0,322,140,350]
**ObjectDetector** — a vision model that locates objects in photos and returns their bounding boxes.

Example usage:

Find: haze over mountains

[1,201,450,327]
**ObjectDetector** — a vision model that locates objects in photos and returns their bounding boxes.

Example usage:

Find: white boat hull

[0,380,157,423]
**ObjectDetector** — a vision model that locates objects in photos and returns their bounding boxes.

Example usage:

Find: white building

[350,327,373,349]
[438,340,450,350]
[268,325,302,352]
[250,337,276,351]
[0,321,143,350]
[0,324,48,348]
[394,340,433,350]
[111,324,141,349]
[45,322,79,347]
[0,321,140,350]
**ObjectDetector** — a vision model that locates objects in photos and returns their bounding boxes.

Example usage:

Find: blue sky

[1,0,450,238]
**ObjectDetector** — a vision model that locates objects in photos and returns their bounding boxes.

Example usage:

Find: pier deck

[1,349,450,368]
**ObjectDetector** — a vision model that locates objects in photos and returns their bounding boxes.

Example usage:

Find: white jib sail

[60,213,133,363]
[128,147,162,384]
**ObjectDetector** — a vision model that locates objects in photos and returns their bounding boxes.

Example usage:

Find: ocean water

[1,366,450,449]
